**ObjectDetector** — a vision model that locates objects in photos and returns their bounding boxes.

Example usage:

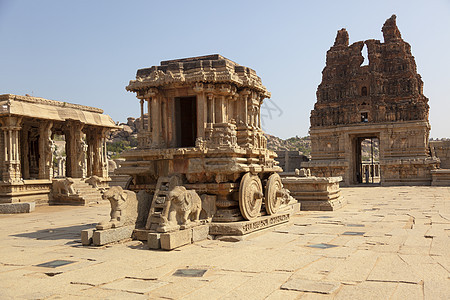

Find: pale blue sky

[1,0,449,138]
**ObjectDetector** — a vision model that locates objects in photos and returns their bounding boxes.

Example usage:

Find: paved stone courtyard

[0,186,449,299]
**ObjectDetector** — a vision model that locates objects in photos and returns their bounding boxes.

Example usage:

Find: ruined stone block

[0,202,35,214]
[148,233,161,249]
[160,229,192,250]
[192,225,209,242]
[92,225,134,246]
[81,228,95,246]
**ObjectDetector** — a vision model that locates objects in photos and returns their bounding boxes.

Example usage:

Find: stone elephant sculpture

[96,186,138,230]
[164,186,202,230]
[52,178,75,196]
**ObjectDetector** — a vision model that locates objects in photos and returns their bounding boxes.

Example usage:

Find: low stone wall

[431,169,450,186]
[275,150,309,172]
[0,180,51,209]
[430,140,450,169]
[282,176,345,211]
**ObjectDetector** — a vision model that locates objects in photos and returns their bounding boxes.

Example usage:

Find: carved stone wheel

[239,172,263,220]
[265,173,283,215]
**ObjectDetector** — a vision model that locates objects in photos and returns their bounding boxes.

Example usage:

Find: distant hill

[106,116,313,157]
[264,134,311,155]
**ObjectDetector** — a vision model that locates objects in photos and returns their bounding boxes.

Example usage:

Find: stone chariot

[117,55,290,233]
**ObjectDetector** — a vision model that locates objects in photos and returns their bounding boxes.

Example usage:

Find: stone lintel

[0,202,35,214]
[92,226,134,246]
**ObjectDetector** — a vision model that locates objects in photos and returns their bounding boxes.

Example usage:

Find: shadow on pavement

[11,223,96,240]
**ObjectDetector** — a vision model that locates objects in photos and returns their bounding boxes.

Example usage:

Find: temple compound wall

[275,150,309,173]
[0,94,117,209]
[304,15,440,186]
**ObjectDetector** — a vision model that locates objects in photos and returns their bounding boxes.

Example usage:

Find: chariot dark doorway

[353,136,380,185]
[175,96,197,147]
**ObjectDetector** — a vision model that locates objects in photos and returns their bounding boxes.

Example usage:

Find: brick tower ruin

[304,15,439,186]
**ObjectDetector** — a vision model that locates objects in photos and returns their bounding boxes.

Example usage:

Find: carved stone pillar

[167,97,175,147]
[241,90,250,125]
[140,98,145,131]
[147,98,152,133]
[65,120,84,178]
[151,97,160,147]
[0,116,23,183]
[21,124,30,179]
[38,121,53,179]
[101,128,109,178]
[207,93,215,124]
[88,128,102,177]
[217,96,224,123]
[136,95,149,149]
[85,127,101,178]
[194,83,206,141]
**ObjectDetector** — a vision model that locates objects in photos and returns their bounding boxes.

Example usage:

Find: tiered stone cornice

[0,94,104,114]
[126,54,270,97]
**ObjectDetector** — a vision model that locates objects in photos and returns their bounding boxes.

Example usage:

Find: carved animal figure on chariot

[162,186,202,231]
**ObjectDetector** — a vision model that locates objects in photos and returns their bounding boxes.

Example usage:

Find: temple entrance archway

[353,136,380,184]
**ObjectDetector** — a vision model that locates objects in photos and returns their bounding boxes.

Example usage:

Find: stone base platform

[0,180,51,207]
[209,203,300,236]
[431,169,450,186]
[0,202,35,214]
[282,176,345,211]
[88,203,300,250]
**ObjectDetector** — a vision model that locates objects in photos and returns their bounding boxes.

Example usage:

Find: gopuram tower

[304,15,440,186]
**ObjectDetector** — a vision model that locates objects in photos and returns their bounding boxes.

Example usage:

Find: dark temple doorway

[353,136,380,184]
[175,96,197,147]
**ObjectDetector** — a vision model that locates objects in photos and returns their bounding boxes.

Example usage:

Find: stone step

[69,179,104,204]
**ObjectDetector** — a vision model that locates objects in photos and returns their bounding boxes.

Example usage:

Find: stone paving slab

[0,186,449,299]
[281,278,340,294]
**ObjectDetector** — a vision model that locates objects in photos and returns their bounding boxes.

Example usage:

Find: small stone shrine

[102,55,299,250]
[0,94,117,213]
[304,15,440,186]
[282,169,346,211]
